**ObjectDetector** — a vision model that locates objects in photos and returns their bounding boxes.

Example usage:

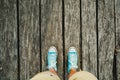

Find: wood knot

[0,66,2,70]
[115,46,120,54]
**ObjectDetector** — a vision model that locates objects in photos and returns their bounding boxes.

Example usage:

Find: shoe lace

[68,53,78,68]
[48,53,57,69]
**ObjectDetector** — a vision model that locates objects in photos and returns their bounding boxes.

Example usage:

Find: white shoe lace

[69,54,78,69]
[48,53,57,70]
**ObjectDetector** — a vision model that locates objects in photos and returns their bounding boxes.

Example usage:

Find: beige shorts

[30,71,97,80]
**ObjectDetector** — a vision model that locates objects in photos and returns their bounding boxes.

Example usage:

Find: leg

[30,46,60,80]
[48,46,58,75]
[30,71,60,80]
[68,68,76,78]
[69,70,97,80]
[49,68,57,75]
[68,47,78,78]
[67,47,97,80]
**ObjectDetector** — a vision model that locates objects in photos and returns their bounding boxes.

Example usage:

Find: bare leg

[68,68,77,78]
[49,68,57,75]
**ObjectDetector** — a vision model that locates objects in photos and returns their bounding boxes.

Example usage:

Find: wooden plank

[81,0,97,77]
[98,0,115,80]
[115,0,120,79]
[41,0,63,79]
[19,0,40,79]
[64,0,80,80]
[0,0,18,80]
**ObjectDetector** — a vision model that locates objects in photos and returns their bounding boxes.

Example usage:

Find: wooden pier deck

[0,0,120,80]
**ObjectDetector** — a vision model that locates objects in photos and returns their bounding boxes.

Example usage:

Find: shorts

[30,71,97,80]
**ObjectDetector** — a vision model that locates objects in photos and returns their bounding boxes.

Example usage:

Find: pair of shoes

[47,46,78,73]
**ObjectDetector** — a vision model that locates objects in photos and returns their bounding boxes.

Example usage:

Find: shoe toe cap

[69,47,77,52]
[49,46,57,52]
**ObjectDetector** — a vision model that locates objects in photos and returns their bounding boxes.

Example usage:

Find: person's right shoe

[47,46,57,71]
[68,47,78,73]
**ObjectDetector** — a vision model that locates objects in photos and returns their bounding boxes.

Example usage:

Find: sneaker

[47,46,57,71]
[68,47,78,73]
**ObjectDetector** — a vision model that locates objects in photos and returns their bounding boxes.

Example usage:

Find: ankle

[69,68,76,78]
[49,68,57,75]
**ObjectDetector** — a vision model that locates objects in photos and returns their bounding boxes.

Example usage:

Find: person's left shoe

[47,46,57,71]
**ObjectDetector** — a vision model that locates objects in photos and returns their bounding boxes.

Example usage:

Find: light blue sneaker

[47,46,57,71]
[68,47,78,73]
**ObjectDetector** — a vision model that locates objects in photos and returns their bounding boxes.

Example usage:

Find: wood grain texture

[41,0,63,79]
[64,0,80,79]
[0,0,18,80]
[115,0,120,79]
[81,0,97,77]
[98,0,115,80]
[19,0,40,79]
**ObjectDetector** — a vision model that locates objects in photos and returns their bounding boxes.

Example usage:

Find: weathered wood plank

[98,0,115,80]
[115,0,120,79]
[81,0,97,77]
[41,0,63,79]
[0,0,18,80]
[19,0,40,79]
[64,0,80,80]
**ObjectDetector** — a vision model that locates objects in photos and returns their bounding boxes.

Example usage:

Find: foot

[47,46,57,71]
[68,47,78,73]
